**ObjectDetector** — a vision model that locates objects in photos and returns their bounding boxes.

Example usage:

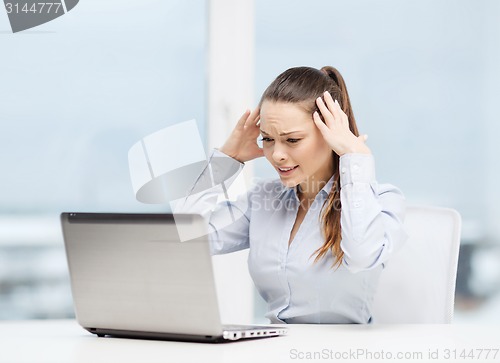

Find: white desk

[0,320,499,363]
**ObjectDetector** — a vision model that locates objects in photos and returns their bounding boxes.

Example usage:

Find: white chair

[372,205,462,323]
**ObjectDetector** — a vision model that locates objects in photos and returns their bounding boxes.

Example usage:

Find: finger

[254,113,261,126]
[323,91,343,127]
[334,99,350,129]
[244,107,260,128]
[313,111,331,137]
[247,115,261,136]
[248,117,262,137]
[315,96,335,128]
[236,109,251,129]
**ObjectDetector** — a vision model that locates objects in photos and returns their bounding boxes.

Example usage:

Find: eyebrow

[260,130,304,136]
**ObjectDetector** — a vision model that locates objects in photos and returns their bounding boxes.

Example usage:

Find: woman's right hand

[219,107,264,163]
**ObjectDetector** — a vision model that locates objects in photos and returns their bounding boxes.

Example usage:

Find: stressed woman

[176,66,407,324]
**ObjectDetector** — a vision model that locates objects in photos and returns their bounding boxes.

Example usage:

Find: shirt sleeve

[172,149,252,255]
[339,153,408,273]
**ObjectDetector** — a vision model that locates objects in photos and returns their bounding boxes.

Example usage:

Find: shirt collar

[276,174,336,199]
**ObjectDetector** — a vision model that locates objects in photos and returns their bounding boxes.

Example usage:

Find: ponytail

[320,66,359,136]
[313,66,359,268]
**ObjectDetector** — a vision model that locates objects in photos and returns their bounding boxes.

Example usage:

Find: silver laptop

[60,212,287,343]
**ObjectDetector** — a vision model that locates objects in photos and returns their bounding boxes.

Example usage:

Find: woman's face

[259,100,334,190]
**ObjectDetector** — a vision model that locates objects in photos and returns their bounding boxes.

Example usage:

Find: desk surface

[0,320,499,363]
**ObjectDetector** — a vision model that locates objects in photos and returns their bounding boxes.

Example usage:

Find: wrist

[217,147,236,159]
[338,143,371,156]
[217,147,246,164]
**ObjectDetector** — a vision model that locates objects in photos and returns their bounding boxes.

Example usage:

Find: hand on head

[313,91,370,156]
[219,107,264,163]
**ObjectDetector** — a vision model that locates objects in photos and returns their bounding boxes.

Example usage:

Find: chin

[280,180,297,188]
[279,176,303,188]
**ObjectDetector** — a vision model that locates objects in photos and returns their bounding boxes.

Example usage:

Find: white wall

[207,0,256,324]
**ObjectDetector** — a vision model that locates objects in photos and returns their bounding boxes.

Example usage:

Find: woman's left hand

[313,91,371,156]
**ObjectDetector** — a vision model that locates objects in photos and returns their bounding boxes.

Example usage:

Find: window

[0,0,207,319]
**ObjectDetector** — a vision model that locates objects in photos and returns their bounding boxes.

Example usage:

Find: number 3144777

[5,3,63,14]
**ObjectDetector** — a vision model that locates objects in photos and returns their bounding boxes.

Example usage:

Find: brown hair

[259,66,360,268]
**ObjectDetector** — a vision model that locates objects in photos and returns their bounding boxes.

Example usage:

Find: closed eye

[260,137,274,142]
[259,137,302,144]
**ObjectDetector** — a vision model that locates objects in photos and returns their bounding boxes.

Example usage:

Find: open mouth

[277,165,299,175]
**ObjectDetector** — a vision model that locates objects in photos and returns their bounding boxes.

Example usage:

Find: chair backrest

[372,205,461,323]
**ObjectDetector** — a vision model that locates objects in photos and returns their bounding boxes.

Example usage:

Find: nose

[271,143,287,163]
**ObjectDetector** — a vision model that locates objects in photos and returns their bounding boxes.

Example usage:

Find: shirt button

[352,164,360,172]
[341,167,346,174]
[353,201,361,208]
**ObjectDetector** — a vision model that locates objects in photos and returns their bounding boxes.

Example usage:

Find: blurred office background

[1,0,499,323]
